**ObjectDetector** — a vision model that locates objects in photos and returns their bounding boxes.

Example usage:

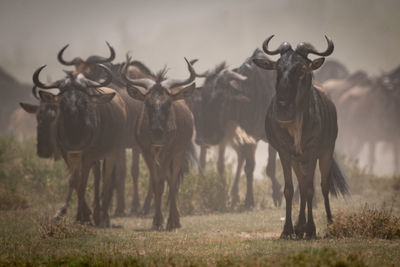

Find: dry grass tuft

[36,215,94,239]
[327,205,400,239]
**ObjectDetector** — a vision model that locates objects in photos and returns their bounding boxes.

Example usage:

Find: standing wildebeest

[196,49,283,207]
[253,35,349,238]
[19,86,102,220]
[31,65,126,227]
[123,56,196,230]
[190,62,258,209]
[57,43,155,216]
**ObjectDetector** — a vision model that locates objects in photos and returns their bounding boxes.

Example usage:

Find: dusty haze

[1,0,399,176]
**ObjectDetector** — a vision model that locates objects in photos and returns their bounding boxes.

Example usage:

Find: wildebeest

[123,56,196,230]
[253,35,349,238]
[189,62,258,209]
[324,66,400,174]
[195,50,283,207]
[19,86,102,220]
[31,65,126,227]
[57,43,155,216]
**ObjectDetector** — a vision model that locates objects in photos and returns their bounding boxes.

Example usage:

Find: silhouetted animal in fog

[189,62,258,209]
[196,49,283,207]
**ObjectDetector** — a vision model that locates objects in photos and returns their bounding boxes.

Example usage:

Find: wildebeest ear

[89,93,116,104]
[252,58,276,70]
[39,91,59,104]
[126,86,146,101]
[19,103,39,114]
[172,83,196,101]
[310,57,325,70]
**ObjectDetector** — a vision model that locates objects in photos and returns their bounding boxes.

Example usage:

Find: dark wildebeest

[196,49,283,207]
[19,86,102,220]
[314,59,350,84]
[57,43,154,216]
[189,62,258,209]
[31,65,126,227]
[123,56,196,231]
[253,35,349,238]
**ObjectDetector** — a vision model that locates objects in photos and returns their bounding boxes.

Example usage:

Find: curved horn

[57,44,82,66]
[122,55,155,89]
[82,64,113,87]
[161,57,196,89]
[32,86,40,100]
[262,35,292,55]
[33,65,61,89]
[85,41,116,64]
[296,35,334,58]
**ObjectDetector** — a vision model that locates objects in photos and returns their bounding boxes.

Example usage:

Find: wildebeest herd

[13,35,400,238]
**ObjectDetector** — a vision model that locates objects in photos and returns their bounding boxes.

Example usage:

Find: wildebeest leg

[244,144,256,209]
[293,159,317,239]
[142,153,163,229]
[319,148,334,224]
[231,147,244,208]
[130,149,141,215]
[166,153,184,231]
[99,151,118,227]
[267,145,282,207]
[199,145,207,174]
[141,182,153,216]
[279,155,294,239]
[76,164,92,224]
[53,174,74,220]
[368,141,375,174]
[152,165,165,230]
[92,161,102,226]
[217,143,227,210]
[114,150,127,217]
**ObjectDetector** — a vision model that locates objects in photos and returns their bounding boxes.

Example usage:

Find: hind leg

[244,144,256,209]
[114,150,127,217]
[231,148,244,208]
[319,148,334,224]
[130,149,141,215]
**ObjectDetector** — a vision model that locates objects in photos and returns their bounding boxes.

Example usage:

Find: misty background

[1,0,399,176]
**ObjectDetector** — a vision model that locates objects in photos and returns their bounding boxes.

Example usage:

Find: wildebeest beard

[57,90,98,150]
[36,104,58,158]
[274,53,313,123]
[145,90,172,144]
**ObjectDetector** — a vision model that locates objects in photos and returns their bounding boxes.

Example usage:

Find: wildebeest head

[58,42,115,80]
[253,35,334,122]
[32,65,115,150]
[20,86,58,158]
[196,63,248,145]
[123,56,196,145]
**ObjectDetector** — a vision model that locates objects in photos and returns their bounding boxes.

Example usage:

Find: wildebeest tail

[328,153,349,197]
[178,141,198,184]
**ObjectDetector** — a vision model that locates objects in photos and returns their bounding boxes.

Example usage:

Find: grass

[0,135,400,266]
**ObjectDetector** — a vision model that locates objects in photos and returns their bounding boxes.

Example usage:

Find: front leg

[279,155,294,239]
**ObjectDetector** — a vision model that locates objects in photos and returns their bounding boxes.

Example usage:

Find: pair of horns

[262,35,334,58]
[57,42,115,66]
[32,64,113,90]
[123,55,196,95]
